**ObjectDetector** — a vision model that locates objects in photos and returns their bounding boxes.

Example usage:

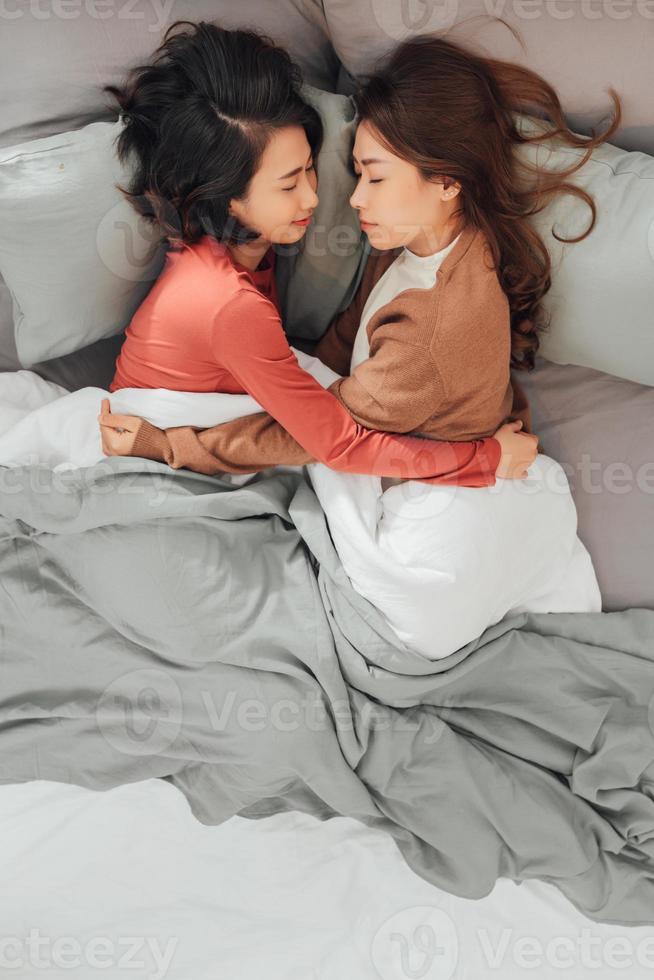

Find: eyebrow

[277,153,314,181]
[352,154,389,166]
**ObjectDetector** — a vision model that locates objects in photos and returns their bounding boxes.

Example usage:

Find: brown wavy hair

[354,33,622,371]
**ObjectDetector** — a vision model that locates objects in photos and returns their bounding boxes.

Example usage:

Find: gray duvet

[0,457,653,926]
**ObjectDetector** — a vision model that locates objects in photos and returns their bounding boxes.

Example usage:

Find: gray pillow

[276,85,365,342]
[0,0,337,149]
[518,355,654,612]
[29,332,126,394]
[0,274,18,371]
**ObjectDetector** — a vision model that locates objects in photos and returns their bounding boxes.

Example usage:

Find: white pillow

[0,120,166,367]
[517,114,654,387]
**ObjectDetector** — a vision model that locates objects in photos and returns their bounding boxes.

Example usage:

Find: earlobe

[228,196,243,219]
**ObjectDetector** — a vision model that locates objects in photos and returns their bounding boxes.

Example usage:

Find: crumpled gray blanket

[0,458,653,926]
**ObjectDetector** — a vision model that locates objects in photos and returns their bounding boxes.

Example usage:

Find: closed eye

[351,168,382,184]
[282,162,315,191]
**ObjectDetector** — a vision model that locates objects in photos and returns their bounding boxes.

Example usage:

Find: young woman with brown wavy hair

[102,32,619,658]
[350,33,621,376]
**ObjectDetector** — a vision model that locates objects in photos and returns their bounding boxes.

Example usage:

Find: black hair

[103,19,323,249]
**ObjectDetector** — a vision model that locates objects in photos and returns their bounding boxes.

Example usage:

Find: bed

[1,2,653,977]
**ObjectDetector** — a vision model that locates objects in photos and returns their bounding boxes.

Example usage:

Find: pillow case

[0,273,18,372]
[0,85,361,367]
[276,84,365,343]
[517,355,654,612]
[0,120,167,366]
[29,333,127,395]
[515,114,654,387]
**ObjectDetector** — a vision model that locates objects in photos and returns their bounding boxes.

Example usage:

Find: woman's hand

[97,398,141,456]
[492,419,539,479]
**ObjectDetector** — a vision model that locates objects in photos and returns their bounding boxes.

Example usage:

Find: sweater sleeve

[129,405,501,485]
[128,289,502,487]
[129,411,314,476]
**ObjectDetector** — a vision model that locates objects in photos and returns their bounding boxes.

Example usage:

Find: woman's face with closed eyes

[349,120,462,255]
[228,125,319,246]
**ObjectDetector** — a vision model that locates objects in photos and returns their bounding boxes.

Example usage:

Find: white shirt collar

[400,232,461,269]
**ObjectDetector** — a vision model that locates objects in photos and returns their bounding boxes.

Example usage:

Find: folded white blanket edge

[0,348,340,472]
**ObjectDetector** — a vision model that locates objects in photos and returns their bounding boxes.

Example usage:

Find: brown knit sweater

[126,223,532,477]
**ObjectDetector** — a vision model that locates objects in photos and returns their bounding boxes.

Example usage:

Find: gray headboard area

[326,0,654,154]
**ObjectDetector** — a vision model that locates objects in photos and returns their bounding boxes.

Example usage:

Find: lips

[292,215,313,225]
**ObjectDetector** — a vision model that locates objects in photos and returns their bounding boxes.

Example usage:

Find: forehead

[259,125,310,173]
[352,120,392,162]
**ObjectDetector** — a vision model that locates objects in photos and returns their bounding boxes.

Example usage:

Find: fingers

[98,398,125,430]
[97,413,132,430]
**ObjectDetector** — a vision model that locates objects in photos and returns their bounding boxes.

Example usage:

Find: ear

[228,195,247,219]
[441,180,461,201]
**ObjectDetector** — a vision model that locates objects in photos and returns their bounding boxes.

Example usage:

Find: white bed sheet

[2,779,653,980]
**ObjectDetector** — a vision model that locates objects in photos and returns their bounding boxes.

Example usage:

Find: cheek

[258,195,294,235]
[376,188,408,228]
[236,192,263,231]
[278,192,300,218]
[390,189,424,231]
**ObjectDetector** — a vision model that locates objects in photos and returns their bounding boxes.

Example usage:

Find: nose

[301,179,319,212]
[349,179,365,211]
